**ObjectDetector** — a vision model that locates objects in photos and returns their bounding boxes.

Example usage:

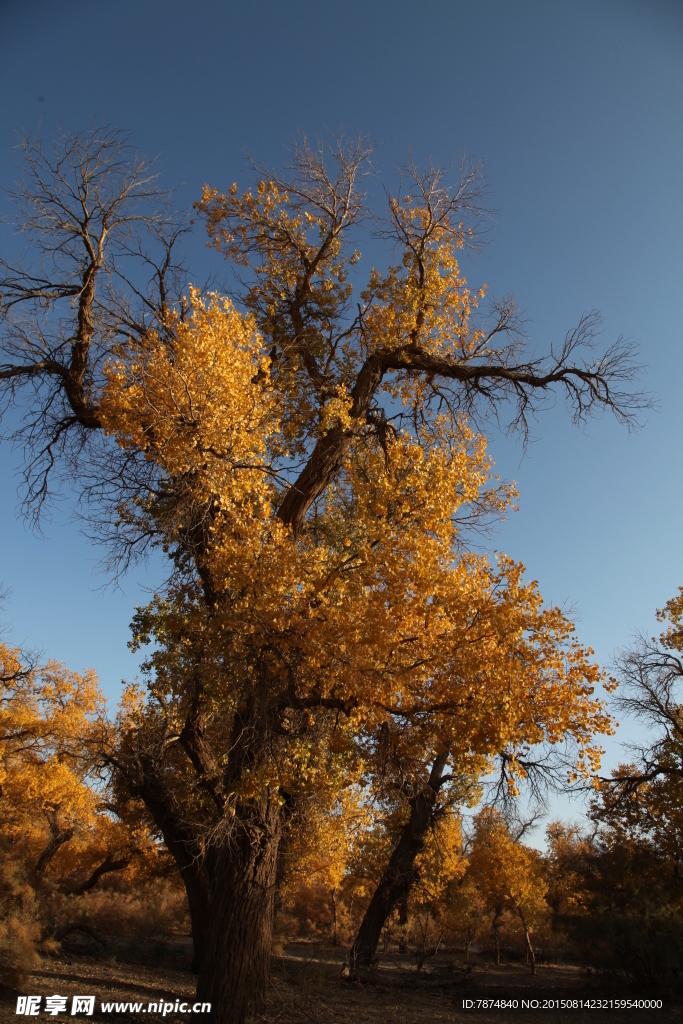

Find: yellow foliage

[94,156,616,952]
[0,854,41,988]
[0,640,163,929]
[467,810,548,930]
[657,587,683,652]
[0,644,105,860]
[104,300,611,804]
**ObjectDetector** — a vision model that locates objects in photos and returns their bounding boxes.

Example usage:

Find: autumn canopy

[0,128,645,1022]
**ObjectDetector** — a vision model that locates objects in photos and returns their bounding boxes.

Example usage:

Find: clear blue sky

[1,0,682,818]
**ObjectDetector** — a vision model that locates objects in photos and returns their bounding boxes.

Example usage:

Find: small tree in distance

[467,810,548,973]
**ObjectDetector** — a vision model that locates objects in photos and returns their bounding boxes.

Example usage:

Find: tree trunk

[125,753,215,976]
[331,887,338,946]
[518,907,536,975]
[72,853,134,896]
[349,751,448,968]
[182,867,212,975]
[492,915,501,965]
[34,820,74,877]
[416,912,430,973]
[196,796,285,1024]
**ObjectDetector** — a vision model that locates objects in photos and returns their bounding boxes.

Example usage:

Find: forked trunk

[124,717,286,1021]
[129,761,214,976]
[518,906,536,975]
[196,798,284,1024]
[349,752,448,968]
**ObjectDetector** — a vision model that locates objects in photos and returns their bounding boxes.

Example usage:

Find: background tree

[543,818,683,989]
[544,821,594,938]
[1,127,645,1023]
[561,588,683,990]
[402,811,465,971]
[596,588,683,872]
[277,787,369,947]
[467,810,548,973]
[347,546,616,968]
[534,592,683,991]
[445,871,487,964]
[0,632,174,984]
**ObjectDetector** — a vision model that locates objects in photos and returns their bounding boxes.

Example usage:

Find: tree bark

[35,820,74,877]
[331,887,338,946]
[518,907,536,975]
[196,795,285,1024]
[182,866,212,975]
[416,912,430,973]
[125,742,285,1017]
[493,915,501,965]
[72,853,134,895]
[126,756,213,975]
[349,751,448,968]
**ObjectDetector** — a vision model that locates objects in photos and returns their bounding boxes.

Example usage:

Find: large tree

[1,127,642,1023]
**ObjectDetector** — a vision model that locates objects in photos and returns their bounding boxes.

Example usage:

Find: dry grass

[0,938,679,1023]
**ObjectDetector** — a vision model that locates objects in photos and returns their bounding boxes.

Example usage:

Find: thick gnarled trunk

[196,797,285,1024]
[349,752,448,967]
[125,698,289,1021]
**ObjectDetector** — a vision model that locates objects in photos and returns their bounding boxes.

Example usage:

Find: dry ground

[0,937,679,1024]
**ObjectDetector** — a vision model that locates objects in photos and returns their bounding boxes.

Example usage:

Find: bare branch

[0,123,188,526]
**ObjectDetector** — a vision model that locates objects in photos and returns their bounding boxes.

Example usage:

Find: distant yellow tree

[0,638,164,981]
[545,822,593,928]
[467,810,548,973]
[1,647,103,865]
[445,872,487,962]
[279,787,371,946]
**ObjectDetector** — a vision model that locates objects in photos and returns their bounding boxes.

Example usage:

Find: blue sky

[1,0,682,824]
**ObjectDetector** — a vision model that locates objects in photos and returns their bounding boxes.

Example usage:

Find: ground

[0,937,678,1023]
